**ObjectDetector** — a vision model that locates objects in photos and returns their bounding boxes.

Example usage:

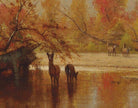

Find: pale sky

[2,0,137,17]
[60,0,137,17]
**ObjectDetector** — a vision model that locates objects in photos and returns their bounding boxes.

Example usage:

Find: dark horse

[47,52,60,85]
[65,64,78,82]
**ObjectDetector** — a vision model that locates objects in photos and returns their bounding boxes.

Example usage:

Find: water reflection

[0,75,32,108]
[98,73,129,108]
[0,69,137,108]
[67,82,77,99]
[51,85,60,108]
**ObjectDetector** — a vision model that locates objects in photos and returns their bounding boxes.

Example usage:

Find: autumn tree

[92,0,128,42]
[58,0,107,47]
[0,0,77,83]
[0,0,41,54]
[93,0,138,49]
[70,0,88,46]
[125,1,138,40]
[0,0,74,58]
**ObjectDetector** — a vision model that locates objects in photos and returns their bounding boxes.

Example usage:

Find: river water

[0,69,137,108]
[0,53,138,108]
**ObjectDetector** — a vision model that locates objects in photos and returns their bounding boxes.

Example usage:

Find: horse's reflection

[67,82,77,99]
[51,85,60,108]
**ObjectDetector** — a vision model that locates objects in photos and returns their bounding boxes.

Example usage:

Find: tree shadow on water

[0,70,33,107]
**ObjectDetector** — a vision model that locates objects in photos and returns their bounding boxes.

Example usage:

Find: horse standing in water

[107,42,116,56]
[65,64,78,82]
[47,52,60,85]
[122,44,130,56]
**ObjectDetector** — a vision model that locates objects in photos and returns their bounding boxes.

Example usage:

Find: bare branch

[6,31,17,49]
[132,40,138,42]
[80,13,87,32]
[58,9,106,44]
[16,0,23,24]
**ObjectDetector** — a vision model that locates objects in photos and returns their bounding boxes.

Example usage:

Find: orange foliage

[93,0,127,25]
[0,4,26,27]
[0,0,137,55]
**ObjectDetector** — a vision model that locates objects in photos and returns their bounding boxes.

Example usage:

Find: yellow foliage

[132,18,138,39]
[41,0,60,25]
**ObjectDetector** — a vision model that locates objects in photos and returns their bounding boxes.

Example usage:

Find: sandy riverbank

[34,53,138,69]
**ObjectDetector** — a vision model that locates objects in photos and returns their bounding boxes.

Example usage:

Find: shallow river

[0,68,138,108]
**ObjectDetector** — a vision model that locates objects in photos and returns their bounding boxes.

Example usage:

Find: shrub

[119,33,134,51]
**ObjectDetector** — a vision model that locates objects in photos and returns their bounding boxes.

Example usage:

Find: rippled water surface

[0,69,138,108]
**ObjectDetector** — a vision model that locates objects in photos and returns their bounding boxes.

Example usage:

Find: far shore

[35,53,138,68]
[30,53,138,79]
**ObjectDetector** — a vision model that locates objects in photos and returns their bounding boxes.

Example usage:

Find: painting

[0,0,137,108]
